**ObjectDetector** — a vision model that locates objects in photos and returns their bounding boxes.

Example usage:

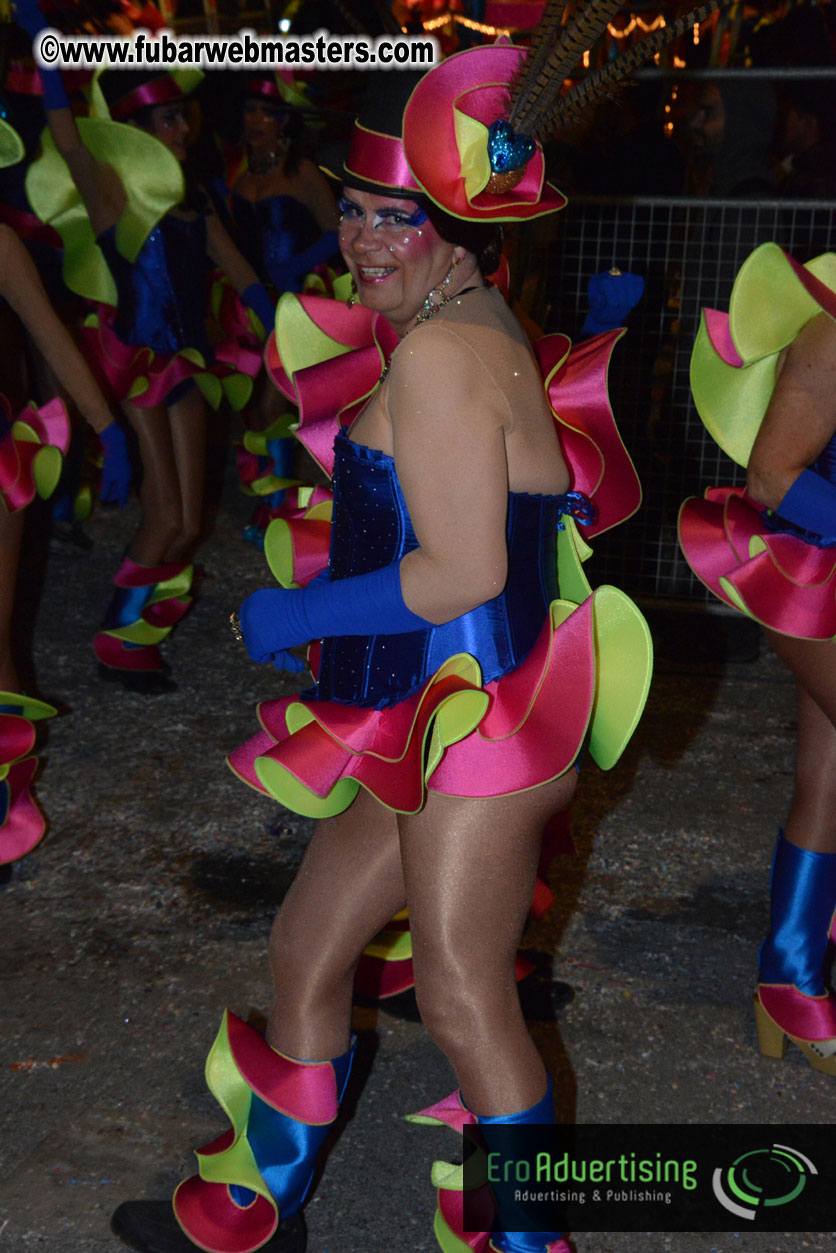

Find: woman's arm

[44,112,126,238]
[391,325,511,624]
[236,324,514,666]
[0,225,113,433]
[15,0,125,235]
[295,159,339,234]
[0,225,131,503]
[15,0,125,233]
[205,208,262,294]
[204,208,275,331]
[748,312,836,509]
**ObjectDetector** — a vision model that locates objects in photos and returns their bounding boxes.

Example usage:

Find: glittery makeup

[338,197,428,237]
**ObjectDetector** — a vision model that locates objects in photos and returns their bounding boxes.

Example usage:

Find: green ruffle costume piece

[26,118,185,306]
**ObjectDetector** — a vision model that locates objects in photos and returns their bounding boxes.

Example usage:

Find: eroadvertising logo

[460,1125,835,1233]
[712,1143,817,1220]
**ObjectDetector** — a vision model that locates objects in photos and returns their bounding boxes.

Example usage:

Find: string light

[419,7,705,50]
[422,13,511,36]
[664,85,678,137]
[607,14,666,39]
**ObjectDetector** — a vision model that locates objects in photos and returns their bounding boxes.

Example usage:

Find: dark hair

[242,75,314,175]
[423,201,503,276]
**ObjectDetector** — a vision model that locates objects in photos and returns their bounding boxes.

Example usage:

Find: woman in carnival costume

[679,244,836,1075]
[223,72,340,547]
[111,4,717,1250]
[228,73,339,298]
[0,119,131,869]
[18,0,276,693]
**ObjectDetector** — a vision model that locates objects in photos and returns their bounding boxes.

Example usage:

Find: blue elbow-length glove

[239,561,432,671]
[99,421,132,507]
[772,468,836,541]
[268,231,339,293]
[14,0,69,110]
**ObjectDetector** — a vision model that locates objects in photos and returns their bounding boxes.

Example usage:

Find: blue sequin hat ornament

[486,120,536,194]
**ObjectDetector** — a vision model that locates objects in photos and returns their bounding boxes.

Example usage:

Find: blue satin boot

[755,831,836,1074]
[478,1080,570,1253]
[410,1081,570,1253]
[112,1012,355,1252]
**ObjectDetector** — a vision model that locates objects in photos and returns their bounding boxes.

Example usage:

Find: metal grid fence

[515,197,836,604]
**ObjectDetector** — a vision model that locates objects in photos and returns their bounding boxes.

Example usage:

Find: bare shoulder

[788,309,836,357]
[388,320,487,391]
[778,311,836,391]
[295,156,321,181]
[293,157,330,194]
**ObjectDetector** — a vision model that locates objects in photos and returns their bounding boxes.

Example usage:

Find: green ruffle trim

[194,1010,274,1202]
[690,243,836,468]
[0,119,24,170]
[26,118,184,306]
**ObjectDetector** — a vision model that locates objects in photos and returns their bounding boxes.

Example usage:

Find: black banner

[460,1124,836,1233]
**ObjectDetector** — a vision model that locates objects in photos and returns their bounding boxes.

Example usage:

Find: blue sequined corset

[312,432,565,709]
[230,192,318,290]
[98,215,212,355]
[768,429,836,546]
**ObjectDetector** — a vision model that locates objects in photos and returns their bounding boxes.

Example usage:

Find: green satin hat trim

[26,119,184,306]
[0,119,24,170]
[690,242,836,469]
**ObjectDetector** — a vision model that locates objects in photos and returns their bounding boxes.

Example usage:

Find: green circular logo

[713,1144,817,1220]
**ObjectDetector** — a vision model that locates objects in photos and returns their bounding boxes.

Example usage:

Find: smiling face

[339,187,466,336]
[147,101,190,162]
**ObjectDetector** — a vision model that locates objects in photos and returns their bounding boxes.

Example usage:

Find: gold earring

[346,278,358,309]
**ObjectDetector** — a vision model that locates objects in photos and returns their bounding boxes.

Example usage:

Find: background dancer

[0,214,130,868]
[19,0,276,691]
[679,244,836,1076]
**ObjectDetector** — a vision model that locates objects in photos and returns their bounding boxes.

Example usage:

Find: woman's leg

[0,509,24,692]
[141,792,410,1253]
[755,632,836,1070]
[122,387,207,565]
[400,773,577,1116]
[164,385,207,564]
[266,786,408,1059]
[96,395,203,684]
[121,401,183,565]
[764,631,836,852]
